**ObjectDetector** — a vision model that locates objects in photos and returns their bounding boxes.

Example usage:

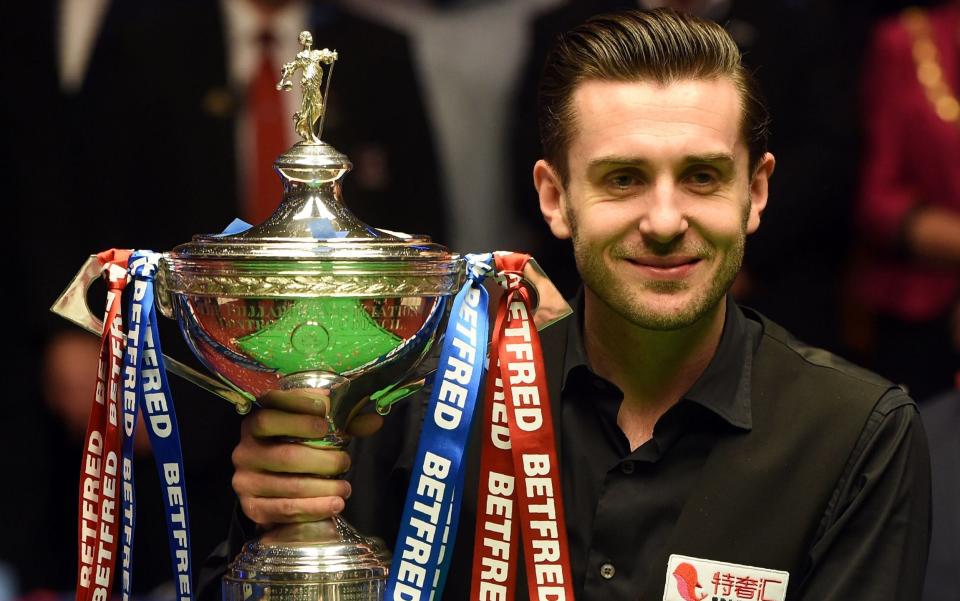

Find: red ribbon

[471,253,575,601]
[471,306,520,600]
[76,249,130,601]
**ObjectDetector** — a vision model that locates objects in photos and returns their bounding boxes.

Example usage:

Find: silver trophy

[52,32,570,600]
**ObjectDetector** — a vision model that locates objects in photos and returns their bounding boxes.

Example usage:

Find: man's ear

[533,159,572,240]
[746,152,775,234]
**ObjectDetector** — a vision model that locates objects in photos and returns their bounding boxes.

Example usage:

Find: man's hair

[538,8,771,185]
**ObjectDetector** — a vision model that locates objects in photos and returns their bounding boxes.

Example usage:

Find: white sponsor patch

[662,554,789,601]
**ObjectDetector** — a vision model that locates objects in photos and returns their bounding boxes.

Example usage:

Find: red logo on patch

[673,562,708,601]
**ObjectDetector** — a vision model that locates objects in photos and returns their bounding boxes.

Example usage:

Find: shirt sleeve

[795,388,932,601]
[197,501,255,601]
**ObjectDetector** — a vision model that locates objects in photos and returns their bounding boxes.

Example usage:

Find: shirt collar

[562,290,755,431]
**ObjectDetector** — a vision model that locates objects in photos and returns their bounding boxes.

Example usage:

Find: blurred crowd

[1,0,956,600]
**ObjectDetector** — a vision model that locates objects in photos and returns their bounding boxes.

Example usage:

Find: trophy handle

[50,255,106,335]
[373,257,573,415]
[50,255,255,414]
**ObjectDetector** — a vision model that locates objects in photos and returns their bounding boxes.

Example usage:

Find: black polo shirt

[555,294,929,601]
[201,295,930,601]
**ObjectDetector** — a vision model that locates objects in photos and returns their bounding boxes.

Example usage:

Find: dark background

[0,0,954,599]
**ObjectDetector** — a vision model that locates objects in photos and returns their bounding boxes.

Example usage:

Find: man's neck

[582,289,727,449]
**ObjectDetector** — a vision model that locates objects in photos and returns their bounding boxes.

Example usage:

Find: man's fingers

[239,495,346,525]
[232,471,351,500]
[236,388,363,528]
[252,391,386,440]
[242,408,330,439]
[232,437,351,476]
[347,413,384,438]
[258,388,329,416]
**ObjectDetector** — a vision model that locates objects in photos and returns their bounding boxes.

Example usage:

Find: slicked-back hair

[538,8,770,185]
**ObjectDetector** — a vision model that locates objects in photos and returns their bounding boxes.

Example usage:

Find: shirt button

[621,461,635,475]
[599,562,616,580]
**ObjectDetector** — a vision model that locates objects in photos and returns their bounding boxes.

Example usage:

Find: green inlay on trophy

[236,297,402,373]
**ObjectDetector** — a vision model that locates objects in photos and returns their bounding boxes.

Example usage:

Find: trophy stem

[224,372,391,600]
[223,515,390,601]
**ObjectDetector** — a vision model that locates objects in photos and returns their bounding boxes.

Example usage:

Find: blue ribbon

[386,253,494,601]
[119,251,194,600]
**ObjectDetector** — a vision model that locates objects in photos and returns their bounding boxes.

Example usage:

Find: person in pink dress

[853,1,960,401]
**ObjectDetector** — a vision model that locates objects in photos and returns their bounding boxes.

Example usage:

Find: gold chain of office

[902,7,960,127]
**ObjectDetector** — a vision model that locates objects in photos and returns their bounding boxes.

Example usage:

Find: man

[218,8,931,600]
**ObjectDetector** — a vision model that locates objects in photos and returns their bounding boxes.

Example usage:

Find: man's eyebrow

[681,153,735,167]
[586,156,651,171]
[586,153,736,171]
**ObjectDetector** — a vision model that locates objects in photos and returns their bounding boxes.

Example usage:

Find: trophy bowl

[159,230,462,434]
[163,287,449,425]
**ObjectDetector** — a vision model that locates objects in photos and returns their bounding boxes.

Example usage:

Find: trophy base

[222,516,390,601]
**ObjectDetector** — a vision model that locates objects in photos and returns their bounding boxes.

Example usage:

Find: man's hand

[232,388,383,527]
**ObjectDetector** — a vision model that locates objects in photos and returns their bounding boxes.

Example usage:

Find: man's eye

[688,172,715,185]
[608,174,638,190]
[685,170,721,189]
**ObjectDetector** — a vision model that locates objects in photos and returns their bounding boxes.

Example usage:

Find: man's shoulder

[746,306,894,388]
[743,307,907,410]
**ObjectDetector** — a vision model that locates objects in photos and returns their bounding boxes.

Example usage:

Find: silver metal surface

[222,518,389,601]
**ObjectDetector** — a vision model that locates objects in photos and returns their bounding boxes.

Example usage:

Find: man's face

[536,77,773,330]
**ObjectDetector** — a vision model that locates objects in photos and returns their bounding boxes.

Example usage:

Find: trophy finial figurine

[277,31,338,143]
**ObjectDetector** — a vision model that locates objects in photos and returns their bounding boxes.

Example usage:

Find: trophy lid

[163,34,461,299]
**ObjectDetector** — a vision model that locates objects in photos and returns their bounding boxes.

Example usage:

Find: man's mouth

[624,256,702,278]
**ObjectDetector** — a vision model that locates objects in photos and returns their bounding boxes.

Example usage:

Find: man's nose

[637,182,688,243]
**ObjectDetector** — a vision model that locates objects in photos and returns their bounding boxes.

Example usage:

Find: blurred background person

[849,0,959,401]
[853,8,959,596]
[351,0,564,252]
[918,303,958,601]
